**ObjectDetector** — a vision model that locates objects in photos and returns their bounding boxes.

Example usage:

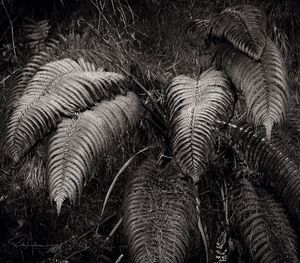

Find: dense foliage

[1,0,300,262]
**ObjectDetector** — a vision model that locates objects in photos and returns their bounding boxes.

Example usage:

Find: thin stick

[115,254,124,263]
[105,217,123,241]
[100,147,151,220]
[195,193,209,263]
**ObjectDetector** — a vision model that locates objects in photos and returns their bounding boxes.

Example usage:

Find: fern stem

[100,147,153,220]
[105,217,123,242]
[195,192,209,263]
[115,254,124,263]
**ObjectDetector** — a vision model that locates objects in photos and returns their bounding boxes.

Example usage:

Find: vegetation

[1,0,300,262]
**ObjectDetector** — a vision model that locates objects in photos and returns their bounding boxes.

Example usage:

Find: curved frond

[58,49,120,72]
[48,92,142,214]
[5,51,53,114]
[5,57,129,162]
[4,58,83,162]
[213,38,288,138]
[166,68,234,182]
[231,177,299,262]
[233,123,300,220]
[122,159,197,263]
[209,5,267,60]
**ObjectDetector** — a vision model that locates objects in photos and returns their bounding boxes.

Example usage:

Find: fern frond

[209,5,267,60]
[213,38,288,139]
[231,177,299,262]
[259,191,300,259]
[48,92,141,214]
[5,51,53,113]
[233,123,300,220]
[58,49,120,72]
[23,18,51,50]
[4,58,83,162]
[122,159,197,263]
[166,69,234,182]
[5,56,129,162]
[284,105,300,137]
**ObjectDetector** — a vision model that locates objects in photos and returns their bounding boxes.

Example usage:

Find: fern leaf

[48,92,141,214]
[233,123,300,220]
[166,69,234,182]
[23,18,51,50]
[231,177,299,262]
[209,5,267,60]
[213,38,288,138]
[5,51,53,113]
[284,104,300,137]
[5,56,129,162]
[122,159,197,263]
[259,191,300,259]
[4,58,83,162]
[58,49,120,72]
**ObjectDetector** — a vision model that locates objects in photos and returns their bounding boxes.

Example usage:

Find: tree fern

[48,92,141,214]
[208,5,267,60]
[233,123,300,220]
[231,177,299,262]
[5,58,129,162]
[122,159,197,263]
[166,68,234,182]
[212,38,288,139]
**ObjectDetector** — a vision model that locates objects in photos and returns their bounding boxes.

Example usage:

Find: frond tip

[48,92,142,214]
[122,159,197,263]
[212,38,288,139]
[166,68,234,182]
[208,5,267,60]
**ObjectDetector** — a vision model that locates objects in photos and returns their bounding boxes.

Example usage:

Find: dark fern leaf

[231,177,299,263]
[258,191,300,259]
[212,38,288,139]
[122,159,197,263]
[48,92,142,214]
[166,68,234,182]
[284,104,300,138]
[233,123,300,220]
[23,18,51,51]
[208,5,267,60]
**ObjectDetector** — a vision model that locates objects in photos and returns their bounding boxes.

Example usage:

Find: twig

[64,248,88,261]
[0,68,20,85]
[195,193,209,263]
[105,217,123,241]
[2,0,16,55]
[100,147,151,220]
[115,254,124,263]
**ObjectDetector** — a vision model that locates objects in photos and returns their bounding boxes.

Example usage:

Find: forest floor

[0,0,300,262]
